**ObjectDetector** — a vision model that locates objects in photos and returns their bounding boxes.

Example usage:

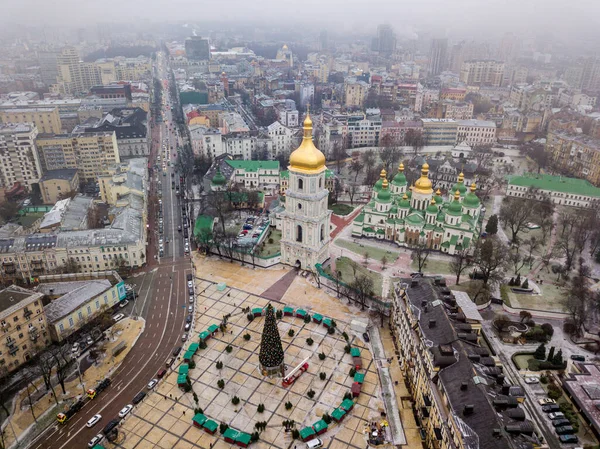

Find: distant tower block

[258,304,285,376]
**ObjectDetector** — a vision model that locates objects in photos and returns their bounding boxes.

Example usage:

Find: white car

[187,281,193,288]
[185,323,191,331]
[118,404,133,418]
[524,376,539,384]
[147,379,158,390]
[71,342,79,354]
[112,313,125,322]
[119,300,129,309]
[538,398,556,405]
[88,434,104,448]
[86,414,102,428]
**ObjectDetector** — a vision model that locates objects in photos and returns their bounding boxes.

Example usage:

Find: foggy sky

[3,0,600,42]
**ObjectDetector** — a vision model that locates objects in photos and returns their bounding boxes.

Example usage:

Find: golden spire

[380,168,387,179]
[413,161,433,195]
[436,188,442,196]
[382,178,389,189]
[288,110,325,174]
[402,193,408,200]
[470,182,476,192]
[430,198,436,205]
[409,183,413,191]
[399,162,404,172]
[454,189,461,201]
[458,172,464,183]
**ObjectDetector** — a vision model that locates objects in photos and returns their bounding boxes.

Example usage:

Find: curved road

[27,52,193,449]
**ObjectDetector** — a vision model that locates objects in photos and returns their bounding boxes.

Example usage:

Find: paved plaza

[116,278,389,449]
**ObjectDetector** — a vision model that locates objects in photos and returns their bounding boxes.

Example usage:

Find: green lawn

[257,229,281,257]
[410,258,453,275]
[335,239,398,264]
[326,256,383,296]
[329,204,355,216]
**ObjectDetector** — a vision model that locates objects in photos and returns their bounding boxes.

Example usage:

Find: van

[306,438,323,449]
[102,418,120,435]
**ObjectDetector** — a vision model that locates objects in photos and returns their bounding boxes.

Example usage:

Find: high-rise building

[582,57,600,93]
[185,36,211,61]
[373,24,396,55]
[55,47,87,95]
[36,131,120,181]
[0,123,42,190]
[319,30,329,52]
[38,50,59,86]
[459,60,505,87]
[429,38,448,76]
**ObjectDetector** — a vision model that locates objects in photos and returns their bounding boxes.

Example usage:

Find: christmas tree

[259,304,285,372]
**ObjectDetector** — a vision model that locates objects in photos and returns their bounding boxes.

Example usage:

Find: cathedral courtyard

[114,255,421,449]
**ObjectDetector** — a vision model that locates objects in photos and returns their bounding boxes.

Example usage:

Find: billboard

[117,281,127,300]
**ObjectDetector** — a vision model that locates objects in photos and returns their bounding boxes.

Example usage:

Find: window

[321,224,325,241]
[296,225,303,243]
[78,312,83,321]
[298,203,302,210]
[298,178,304,190]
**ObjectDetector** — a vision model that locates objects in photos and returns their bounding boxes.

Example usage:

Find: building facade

[344,79,368,109]
[506,173,600,208]
[421,119,458,146]
[459,60,505,87]
[280,114,331,270]
[546,131,600,186]
[456,119,497,146]
[352,164,482,255]
[39,169,80,204]
[0,107,62,134]
[0,286,47,372]
[36,131,120,181]
[0,123,42,190]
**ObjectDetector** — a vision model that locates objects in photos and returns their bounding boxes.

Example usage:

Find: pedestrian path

[261,269,297,301]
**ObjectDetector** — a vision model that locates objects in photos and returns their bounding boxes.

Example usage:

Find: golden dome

[458,172,464,182]
[402,193,409,200]
[282,44,289,50]
[470,182,476,192]
[288,113,326,174]
[380,168,387,179]
[454,189,461,201]
[436,188,442,195]
[382,178,389,189]
[399,162,404,172]
[413,162,433,195]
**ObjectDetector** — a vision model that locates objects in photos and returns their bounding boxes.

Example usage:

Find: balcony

[1,322,11,330]
[23,309,33,319]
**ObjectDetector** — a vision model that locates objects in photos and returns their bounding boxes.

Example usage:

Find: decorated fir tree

[259,304,285,373]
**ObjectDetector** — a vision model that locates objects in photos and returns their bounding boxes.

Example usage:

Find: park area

[118,280,391,449]
[325,256,384,297]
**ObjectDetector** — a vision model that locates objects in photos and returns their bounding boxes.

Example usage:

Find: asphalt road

[27,52,193,449]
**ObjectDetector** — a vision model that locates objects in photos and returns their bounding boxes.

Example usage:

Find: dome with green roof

[377,179,392,202]
[211,167,226,186]
[399,193,411,209]
[463,183,481,208]
[426,199,438,214]
[434,188,444,204]
[392,163,407,186]
[447,190,463,216]
[451,172,468,196]
[373,168,387,192]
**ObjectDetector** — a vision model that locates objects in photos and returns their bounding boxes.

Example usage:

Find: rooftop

[563,363,600,435]
[457,119,496,127]
[0,285,42,317]
[508,173,600,197]
[39,169,78,182]
[226,160,280,172]
[41,279,113,323]
[0,122,35,133]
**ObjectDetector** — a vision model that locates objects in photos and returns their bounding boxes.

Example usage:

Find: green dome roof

[373,169,387,192]
[437,212,445,222]
[392,163,407,186]
[447,198,463,216]
[399,193,411,208]
[378,188,391,202]
[463,183,480,208]
[426,200,438,214]
[211,167,226,186]
[452,182,468,195]
[434,188,444,204]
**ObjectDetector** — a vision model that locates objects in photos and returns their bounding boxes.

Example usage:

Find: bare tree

[404,129,424,157]
[22,368,38,423]
[331,141,347,174]
[50,345,73,395]
[351,275,374,311]
[499,191,553,245]
[349,159,364,183]
[524,237,540,269]
[509,248,528,275]
[563,258,593,337]
[411,243,430,273]
[449,248,472,285]
[473,236,509,286]
[348,184,359,205]
[361,150,376,173]
[32,351,59,406]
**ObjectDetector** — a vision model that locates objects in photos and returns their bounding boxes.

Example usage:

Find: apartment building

[39,169,80,204]
[36,131,120,181]
[421,119,458,146]
[347,115,381,148]
[440,87,467,101]
[39,272,125,342]
[0,286,47,372]
[0,123,43,190]
[344,79,369,109]
[546,131,600,186]
[267,121,296,157]
[98,158,147,206]
[380,121,422,144]
[456,119,496,146]
[459,60,505,87]
[392,278,537,449]
[506,173,600,208]
[225,135,255,160]
[0,107,62,134]
[509,84,555,112]
[226,160,280,191]
[427,101,474,120]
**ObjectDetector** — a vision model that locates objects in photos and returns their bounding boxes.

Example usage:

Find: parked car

[541,404,560,413]
[524,376,539,384]
[172,346,182,356]
[538,398,556,405]
[559,434,578,443]
[132,391,146,405]
[86,414,102,428]
[119,300,129,308]
[118,404,133,418]
[113,313,125,322]
[189,296,194,303]
[552,418,570,427]
[555,426,575,435]
[86,336,94,346]
[157,369,167,379]
[88,434,104,448]
[71,342,79,354]
[182,333,188,342]
[147,379,158,390]
[570,354,586,361]
[186,315,192,323]
[184,323,191,331]
[548,412,565,420]
[102,418,120,436]
[363,332,370,342]
[186,273,193,281]
[187,280,193,288]
[188,305,193,313]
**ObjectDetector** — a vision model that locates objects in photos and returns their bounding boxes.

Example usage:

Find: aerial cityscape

[1,1,600,448]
